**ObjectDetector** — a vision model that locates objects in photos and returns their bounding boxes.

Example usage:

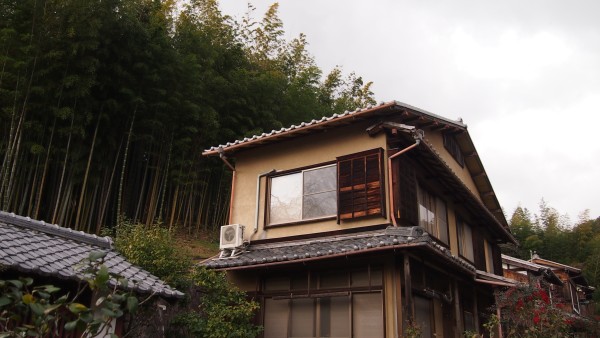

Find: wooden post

[454,280,462,338]
[403,255,413,325]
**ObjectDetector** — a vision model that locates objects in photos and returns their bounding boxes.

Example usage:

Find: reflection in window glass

[418,185,449,244]
[303,190,337,219]
[270,173,302,224]
[269,165,337,224]
[304,165,336,194]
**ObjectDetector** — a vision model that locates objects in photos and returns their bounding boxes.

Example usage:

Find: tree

[509,206,539,259]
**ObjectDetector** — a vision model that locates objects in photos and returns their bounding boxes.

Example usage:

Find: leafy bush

[170,267,262,338]
[492,282,600,337]
[0,252,139,337]
[114,220,192,289]
[113,221,261,337]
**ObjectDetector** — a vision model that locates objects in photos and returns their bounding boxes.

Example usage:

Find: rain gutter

[383,123,424,226]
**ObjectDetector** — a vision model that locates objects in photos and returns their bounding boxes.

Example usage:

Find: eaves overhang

[201,226,476,275]
[501,254,563,285]
[403,135,516,244]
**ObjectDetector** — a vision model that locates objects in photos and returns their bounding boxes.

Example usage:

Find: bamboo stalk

[75,108,102,230]
[52,105,75,224]
[117,107,136,225]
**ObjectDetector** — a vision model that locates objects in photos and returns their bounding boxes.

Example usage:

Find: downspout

[387,126,424,226]
[218,147,236,225]
[255,169,277,234]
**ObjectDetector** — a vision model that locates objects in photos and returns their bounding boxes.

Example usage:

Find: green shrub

[114,221,192,289]
[0,252,138,337]
[170,267,262,338]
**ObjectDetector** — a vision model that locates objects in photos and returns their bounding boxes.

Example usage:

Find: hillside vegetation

[0,0,375,235]
[506,201,600,312]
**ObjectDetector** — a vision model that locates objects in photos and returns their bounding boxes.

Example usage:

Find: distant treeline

[0,0,376,234]
[506,201,600,307]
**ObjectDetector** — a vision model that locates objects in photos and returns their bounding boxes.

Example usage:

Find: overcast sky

[219,0,600,223]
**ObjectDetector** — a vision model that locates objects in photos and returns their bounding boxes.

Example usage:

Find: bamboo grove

[0,0,376,234]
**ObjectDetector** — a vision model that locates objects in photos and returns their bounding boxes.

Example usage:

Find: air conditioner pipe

[255,169,277,234]
[385,125,424,227]
[218,147,236,224]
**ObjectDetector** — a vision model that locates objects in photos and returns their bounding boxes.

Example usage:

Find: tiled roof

[0,211,183,298]
[202,226,475,274]
[502,254,563,286]
[203,101,467,156]
[476,269,518,287]
[502,254,552,271]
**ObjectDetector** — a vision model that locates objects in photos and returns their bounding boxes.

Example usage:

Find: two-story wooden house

[202,101,516,337]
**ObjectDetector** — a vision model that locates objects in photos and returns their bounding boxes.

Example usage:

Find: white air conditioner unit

[219,224,244,249]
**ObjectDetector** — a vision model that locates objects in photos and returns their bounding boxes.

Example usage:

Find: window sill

[266,215,337,228]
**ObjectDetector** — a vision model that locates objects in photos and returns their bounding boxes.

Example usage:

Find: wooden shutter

[337,148,385,221]
[396,156,418,226]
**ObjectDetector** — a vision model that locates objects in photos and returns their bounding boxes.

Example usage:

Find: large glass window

[262,267,383,338]
[269,164,337,225]
[417,185,449,244]
[263,293,382,338]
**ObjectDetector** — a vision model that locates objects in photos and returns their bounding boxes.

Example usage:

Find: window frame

[457,218,475,262]
[266,161,337,227]
[417,185,450,246]
[265,147,385,227]
[261,266,384,338]
[443,133,465,167]
[484,240,495,273]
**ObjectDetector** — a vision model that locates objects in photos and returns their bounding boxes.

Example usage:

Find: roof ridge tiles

[203,100,467,154]
[0,210,112,249]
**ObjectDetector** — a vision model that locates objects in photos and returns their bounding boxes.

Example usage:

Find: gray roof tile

[0,211,183,298]
[202,226,474,273]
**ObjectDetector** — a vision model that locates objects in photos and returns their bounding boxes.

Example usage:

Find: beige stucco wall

[424,131,480,198]
[230,121,389,241]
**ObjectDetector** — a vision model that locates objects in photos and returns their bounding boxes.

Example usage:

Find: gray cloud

[220,0,600,221]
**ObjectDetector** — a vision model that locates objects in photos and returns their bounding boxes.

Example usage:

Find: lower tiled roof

[0,211,183,298]
[202,226,475,274]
